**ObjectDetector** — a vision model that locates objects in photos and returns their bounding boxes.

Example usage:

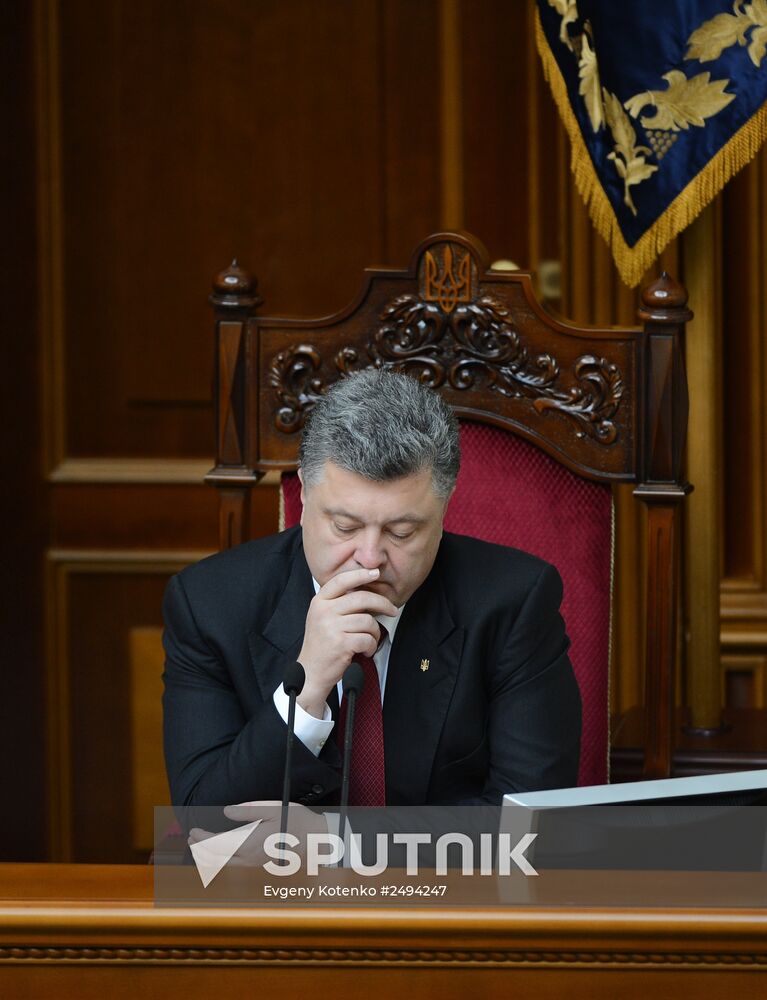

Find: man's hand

[188,801,328,867]
[297,567,397,718]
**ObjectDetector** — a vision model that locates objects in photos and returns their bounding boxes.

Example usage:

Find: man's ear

[439,487,455,536]
[298,468,305,525]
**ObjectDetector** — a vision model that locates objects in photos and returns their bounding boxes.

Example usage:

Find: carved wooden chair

[206,232,691,783]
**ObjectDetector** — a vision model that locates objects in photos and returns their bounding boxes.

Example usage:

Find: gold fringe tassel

[535,8,767,287]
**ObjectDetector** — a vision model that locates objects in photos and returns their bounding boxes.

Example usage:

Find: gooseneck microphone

[280,661,306,839]
[339,662,365,842]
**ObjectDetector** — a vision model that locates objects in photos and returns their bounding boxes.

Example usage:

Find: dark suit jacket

[162,527,581,810]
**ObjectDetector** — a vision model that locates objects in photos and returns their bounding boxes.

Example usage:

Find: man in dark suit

[162,369,581,817]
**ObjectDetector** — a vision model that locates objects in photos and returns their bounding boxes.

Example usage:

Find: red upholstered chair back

[209,232,690,780]
[281,424,612,786]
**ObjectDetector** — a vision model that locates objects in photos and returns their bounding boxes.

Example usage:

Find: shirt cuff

[272,683,334,757]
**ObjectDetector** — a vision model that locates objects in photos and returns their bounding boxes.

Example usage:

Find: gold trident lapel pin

[420,658,430,672]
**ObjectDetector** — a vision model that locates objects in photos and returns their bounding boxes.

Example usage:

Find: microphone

[280,662,306,839]
[338,662,365,844]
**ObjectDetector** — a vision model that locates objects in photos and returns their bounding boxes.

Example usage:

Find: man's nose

[353,530,386,570]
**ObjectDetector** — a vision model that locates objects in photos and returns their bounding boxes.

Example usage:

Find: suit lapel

[383,562,464,804]
[248,538,315,702]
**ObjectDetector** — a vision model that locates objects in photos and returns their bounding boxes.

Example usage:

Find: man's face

[299,461,449,607]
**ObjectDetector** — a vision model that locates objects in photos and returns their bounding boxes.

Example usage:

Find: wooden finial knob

[212,259,256,296]
[641,272,688,309]
[210,260,262,309]
[638,272,692,324]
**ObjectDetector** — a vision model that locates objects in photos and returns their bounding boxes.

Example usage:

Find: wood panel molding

[50,459,211,484]
[722,590,767,635]
[3,865,767,963]
[711,151,767,724]
[130,626,169,853]
[722,654,767,709]
[45,551,209,861]
[49,458,280,486]
[4,865,767,1000]
[722,154,765,589]
[47,550,213,566]
[683,204,724,730]
[2,944,767,970]
[722,628,767,648]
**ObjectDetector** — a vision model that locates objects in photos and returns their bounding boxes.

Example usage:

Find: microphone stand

[280,662,306,841]
[338,662,365,854]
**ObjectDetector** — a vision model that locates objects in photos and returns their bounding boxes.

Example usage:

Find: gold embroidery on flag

[578,25,604,132]
[535,3,767,285]
[686,2,767,67]
[624,71,735,132]
[603,90,658,216]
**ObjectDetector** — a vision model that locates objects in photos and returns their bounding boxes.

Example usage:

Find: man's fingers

[317,567,381,600]
[334,590,399,618]
[348,632,379,657]
[339,614,381,638]
[224,802,279,822]
[188,827,219,845]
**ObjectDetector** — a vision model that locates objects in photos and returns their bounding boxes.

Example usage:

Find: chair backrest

[207,231,691,780]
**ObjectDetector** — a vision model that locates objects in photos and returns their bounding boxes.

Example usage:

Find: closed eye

[332,522,358,535]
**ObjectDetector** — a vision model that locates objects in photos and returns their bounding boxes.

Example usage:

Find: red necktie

[337,628,387,806]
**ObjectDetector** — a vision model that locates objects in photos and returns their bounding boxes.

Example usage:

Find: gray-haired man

[163,370,581,816]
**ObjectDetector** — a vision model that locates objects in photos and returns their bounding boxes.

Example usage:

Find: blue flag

[536,1,767,285]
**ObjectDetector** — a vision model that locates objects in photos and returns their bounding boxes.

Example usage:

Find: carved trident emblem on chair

[423,245,471,314]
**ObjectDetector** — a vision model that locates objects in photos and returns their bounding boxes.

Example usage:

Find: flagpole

[683,203,725,733]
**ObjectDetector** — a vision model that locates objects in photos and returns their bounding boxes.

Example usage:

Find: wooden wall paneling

[45,553,209,863]
[35,0,65,473]
[558,139,593,322]
[682,205,725,731]
[49,474,278,550]
[526,12,541,275]
[722,157,765,583]
[50,483,219,551]
[0,0,47,862]
[45,473,278,863]
[721,152,767,683]
[722,654,767,710]
[439,0,463,229]
[45,551,72,861]
[233,0,384,313]
[381,0,442,259]
[526,0,565,301]
[51,0,414,460]
[460,0,531,263]
[129,626,167,854]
